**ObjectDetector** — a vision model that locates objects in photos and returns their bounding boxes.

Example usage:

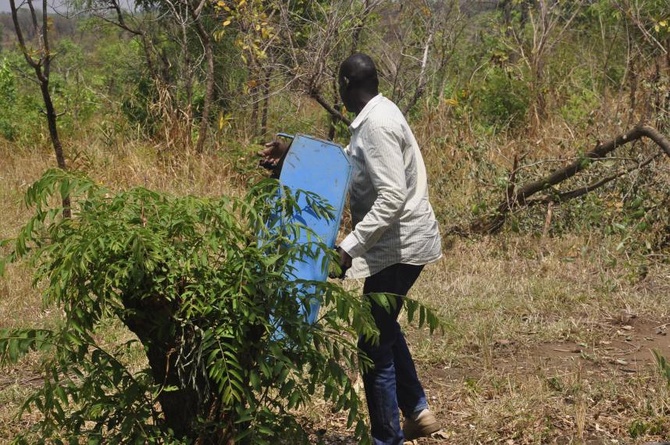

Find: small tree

[9,0,70,216]
[7,4,57,144]
[0,169,440,444]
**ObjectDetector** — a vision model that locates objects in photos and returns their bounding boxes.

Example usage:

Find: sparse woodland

[1,0,670,444]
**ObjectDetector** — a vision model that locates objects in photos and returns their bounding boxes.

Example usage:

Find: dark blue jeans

[359,263,428,445]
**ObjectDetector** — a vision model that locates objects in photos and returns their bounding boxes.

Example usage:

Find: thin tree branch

[10,0,39,69]
[310,90,351,126]
[402,28,433,115]
[41,0,50,78]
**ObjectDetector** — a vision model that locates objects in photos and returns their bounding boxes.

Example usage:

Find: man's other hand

[258,139,290,170]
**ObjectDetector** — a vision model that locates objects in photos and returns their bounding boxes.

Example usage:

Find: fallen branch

[454,124,670,235]
[525,152,661,207]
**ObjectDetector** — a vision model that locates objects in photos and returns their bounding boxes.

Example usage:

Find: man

[260,53,442,445]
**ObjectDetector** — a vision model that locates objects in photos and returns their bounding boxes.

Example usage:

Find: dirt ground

[308,315,670,445]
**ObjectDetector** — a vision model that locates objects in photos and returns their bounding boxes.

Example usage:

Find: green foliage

[0,54,48,144]
[558,82,599,128]
[629,417,666,439]
[464,30,530,131]
[0,169,442,444]
[50,38,101,130]
[0,329,53,366]
[653,350,670,385]
[122,74,160,133]
[0,33,146,146]
[472,66,529,129]
[630,352,669,438]
[0,57,18,141]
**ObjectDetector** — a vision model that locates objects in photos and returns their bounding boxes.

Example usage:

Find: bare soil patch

[528,315,670,374]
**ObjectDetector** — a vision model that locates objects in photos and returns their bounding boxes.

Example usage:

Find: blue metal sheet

[275,134,351,324]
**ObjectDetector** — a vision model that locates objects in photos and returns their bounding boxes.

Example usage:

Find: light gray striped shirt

[339,94,442,278]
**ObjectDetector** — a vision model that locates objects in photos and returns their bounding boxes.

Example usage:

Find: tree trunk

[38,76,71,218]
[11,0,70,217]
[258,65,273,138]
[121,292,215,441]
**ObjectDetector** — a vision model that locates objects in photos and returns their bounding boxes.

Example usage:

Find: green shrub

[0,169,440,444]
[0,53,49,146]
[0,58,18,141]
[470,65,530,131]
[559,86,600,128]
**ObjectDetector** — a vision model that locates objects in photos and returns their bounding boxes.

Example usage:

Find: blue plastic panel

[277,134,351,324]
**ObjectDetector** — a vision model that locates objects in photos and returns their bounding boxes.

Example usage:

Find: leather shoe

[403,409,441,440]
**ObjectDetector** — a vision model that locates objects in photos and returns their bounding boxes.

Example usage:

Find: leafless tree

[9,0,70,217]
[262,0,466,136]
[504,0,586,132]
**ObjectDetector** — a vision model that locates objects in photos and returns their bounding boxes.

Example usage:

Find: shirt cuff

[339,232,367,259]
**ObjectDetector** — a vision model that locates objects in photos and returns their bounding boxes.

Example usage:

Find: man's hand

[258,139,290,170]
[336,246,352,279]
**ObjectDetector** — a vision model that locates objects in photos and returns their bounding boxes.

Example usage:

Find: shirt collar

[349,94,384,132]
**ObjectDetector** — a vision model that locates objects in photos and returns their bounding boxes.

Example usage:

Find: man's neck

[352,92,379,115]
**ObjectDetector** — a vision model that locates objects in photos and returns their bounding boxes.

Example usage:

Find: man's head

[338,53,379,114]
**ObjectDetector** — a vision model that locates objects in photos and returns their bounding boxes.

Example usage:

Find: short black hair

[339,53,379,92]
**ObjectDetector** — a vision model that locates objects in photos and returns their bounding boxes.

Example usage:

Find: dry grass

[400,235,670,444]
[2,115,670,444]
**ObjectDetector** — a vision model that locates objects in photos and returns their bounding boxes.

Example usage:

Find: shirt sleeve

[339,123,407,258]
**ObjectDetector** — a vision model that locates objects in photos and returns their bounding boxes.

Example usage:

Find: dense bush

[471,65,530,131]
[0,58,17,141]
[0,169,439,444]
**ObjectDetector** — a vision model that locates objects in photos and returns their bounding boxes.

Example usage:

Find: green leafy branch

[1,169,443,444]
